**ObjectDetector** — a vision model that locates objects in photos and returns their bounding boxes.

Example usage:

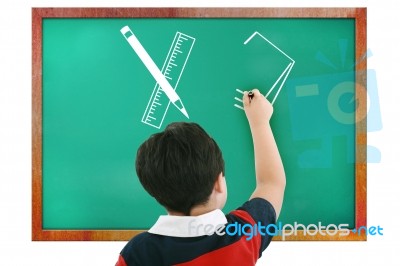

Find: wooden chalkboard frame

[32,8,367,241]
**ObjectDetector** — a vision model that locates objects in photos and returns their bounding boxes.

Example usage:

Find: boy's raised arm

[243,89,286,218]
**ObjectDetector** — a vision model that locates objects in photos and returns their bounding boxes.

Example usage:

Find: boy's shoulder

[228,197,276,225]
[117,198,276,266]
[118,232,163,265]
[123,231,154,249]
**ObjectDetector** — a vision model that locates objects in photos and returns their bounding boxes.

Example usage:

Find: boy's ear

[214,172,225,193]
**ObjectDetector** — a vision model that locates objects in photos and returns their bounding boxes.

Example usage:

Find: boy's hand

[242,88,285,218]
[242,89,274,128]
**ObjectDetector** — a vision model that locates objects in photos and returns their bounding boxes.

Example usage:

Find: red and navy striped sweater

[116,198,276,266]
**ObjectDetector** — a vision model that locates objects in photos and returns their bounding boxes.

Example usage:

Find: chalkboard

[32,8,367,241]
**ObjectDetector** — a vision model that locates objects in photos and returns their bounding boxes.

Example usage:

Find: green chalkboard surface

[34,9,367,240]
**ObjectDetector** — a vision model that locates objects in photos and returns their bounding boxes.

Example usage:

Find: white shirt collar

[148,209,228,237]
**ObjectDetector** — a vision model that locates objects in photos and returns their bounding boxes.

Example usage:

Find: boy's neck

[191,204,218,216]
[168,204,218,217]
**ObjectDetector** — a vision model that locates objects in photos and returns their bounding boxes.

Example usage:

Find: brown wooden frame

[32,8,367,241]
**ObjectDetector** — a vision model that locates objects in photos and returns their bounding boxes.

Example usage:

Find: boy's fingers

[251,89,261,97]
[242,91,250,106]
[243,89,261,107]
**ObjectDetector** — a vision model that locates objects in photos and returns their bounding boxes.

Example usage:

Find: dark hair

[135,122,225,215]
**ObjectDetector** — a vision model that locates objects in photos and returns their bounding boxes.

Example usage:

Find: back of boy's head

[136,122,225,215]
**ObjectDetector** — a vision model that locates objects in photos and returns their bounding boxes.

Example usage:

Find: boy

[116,89,286,266]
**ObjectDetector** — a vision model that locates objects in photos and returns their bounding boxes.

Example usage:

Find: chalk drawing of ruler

[142,32,195,129]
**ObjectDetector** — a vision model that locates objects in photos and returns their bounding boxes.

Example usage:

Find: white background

[1,0,399,265]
